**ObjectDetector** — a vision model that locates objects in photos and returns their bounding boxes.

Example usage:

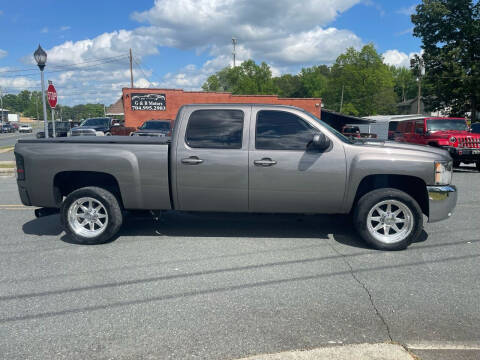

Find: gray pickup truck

[14,104,457,250]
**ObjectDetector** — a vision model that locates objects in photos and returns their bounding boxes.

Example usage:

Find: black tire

[105,132,112,136]
[453,161,461,168]
[476,162,480,172]
[61,186,123,245]
[353,188,423,251]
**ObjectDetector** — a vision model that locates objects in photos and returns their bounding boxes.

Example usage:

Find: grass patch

[0,145,13,150]
[0,164,15,169]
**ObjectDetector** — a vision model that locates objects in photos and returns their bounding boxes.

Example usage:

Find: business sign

[131,93,166,111]
[47,83,57,109]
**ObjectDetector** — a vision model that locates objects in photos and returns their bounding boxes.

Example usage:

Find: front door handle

[182,156,204,165]
[254,158,277,167]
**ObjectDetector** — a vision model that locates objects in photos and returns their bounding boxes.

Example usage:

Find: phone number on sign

[131,105,166,111]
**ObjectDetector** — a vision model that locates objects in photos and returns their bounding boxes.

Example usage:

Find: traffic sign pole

[47,81,58,138]
[51,108,55,138]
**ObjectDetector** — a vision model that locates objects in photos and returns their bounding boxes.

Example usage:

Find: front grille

[71,129,97,136]
[458,137,480,148]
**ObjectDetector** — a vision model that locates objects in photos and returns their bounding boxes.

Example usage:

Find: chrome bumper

[427,185,458,223]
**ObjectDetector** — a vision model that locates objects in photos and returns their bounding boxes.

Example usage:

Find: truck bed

[15,136,172,210]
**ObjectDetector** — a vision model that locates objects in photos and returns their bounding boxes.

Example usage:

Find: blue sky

[0,0,421,106]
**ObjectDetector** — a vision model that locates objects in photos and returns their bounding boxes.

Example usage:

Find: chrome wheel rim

[367,200,413,244]
[67,197,108,238]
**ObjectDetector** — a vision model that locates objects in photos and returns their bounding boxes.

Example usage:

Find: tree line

[202,44,417,117]
[1,90,105,121]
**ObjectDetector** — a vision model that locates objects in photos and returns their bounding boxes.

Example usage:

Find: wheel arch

[351,174,429,217]
[53,171,123,207]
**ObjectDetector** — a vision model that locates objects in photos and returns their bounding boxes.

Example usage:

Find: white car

[18,124,33,133]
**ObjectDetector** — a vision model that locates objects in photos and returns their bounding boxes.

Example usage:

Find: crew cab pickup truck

[14,104,458,250]
[394,117,480,171]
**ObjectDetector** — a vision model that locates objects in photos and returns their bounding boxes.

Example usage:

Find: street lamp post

[34,45,49,138]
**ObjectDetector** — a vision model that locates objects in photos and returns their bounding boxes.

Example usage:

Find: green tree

[390,66,418,103]
[323,44,397,116]
[412,0,480,120]
[298,65,329,98]
[273,74,303,97]
[202,60,277,95]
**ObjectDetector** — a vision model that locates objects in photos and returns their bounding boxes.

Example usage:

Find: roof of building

[105,97,124,116]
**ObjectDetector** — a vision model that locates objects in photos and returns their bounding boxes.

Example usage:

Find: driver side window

[256,110,316,150]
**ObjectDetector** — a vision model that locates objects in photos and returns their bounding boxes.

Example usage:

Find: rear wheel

[453,161,461,168]
[476,162,480,172]
[354,188,423,250]
[105,132,112,136]
[61,186,123,244]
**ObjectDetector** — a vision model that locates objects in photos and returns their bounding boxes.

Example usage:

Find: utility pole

[339,84,345,113]
[417,78,422,114]
[232,37,237,67]
[0,87,3,126]
[129,48,134,88]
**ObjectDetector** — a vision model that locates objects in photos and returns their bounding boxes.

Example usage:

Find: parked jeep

[70,117,113,136]
[395,117,480,171]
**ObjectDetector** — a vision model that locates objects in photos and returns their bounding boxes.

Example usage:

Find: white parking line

[407,342,480,350]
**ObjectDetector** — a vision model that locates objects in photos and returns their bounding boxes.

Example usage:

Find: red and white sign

[47,83,57,109]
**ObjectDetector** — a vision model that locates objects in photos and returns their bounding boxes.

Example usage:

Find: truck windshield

[427,119,468,131]
[300,110,354,144]
[81,118,110,127]
[139,121,170,130]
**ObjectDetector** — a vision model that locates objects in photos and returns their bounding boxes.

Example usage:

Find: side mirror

[310,133,331,151]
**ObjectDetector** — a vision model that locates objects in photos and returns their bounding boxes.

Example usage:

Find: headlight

[434,161,453,185]
[449,136,457,143]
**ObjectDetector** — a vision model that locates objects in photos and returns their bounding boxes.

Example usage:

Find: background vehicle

[341,125,377,139]
[36,121,71,138]
[18,124,33,133]
[109,121,136,136]
[471,123,480,134]
[395,117,480,170]
[70,117,113,136]
[11,122,20,131]
[131,120,172,137]
[1,123,15,133]
[15,104,457,250]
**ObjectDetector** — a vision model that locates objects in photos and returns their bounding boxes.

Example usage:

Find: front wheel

[105,132,112,136]
[61,186,123,244]
[353,188,423,250]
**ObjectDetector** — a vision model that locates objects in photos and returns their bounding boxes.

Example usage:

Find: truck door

[248,108,347,213]
[175,107,250,212]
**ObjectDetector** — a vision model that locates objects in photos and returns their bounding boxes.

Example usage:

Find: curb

[234,343,415,360]
[0,168,15,176]
[0,147,14,154]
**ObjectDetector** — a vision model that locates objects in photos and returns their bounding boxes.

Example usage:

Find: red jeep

[395,117,480,170]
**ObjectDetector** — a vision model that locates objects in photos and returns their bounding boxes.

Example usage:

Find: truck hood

[428,130,480,138]
[355,139,451,159]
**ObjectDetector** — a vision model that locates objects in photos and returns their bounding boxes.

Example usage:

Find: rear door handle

[254,158,277,167]
[181,156,204,165]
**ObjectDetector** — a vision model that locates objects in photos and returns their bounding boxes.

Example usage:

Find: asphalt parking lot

[0,166,479,360]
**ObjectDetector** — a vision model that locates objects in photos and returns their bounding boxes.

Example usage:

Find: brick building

[121,88,322,128]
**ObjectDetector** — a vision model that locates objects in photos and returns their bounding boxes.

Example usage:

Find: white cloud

[383,49,419,68]
[0,10,3,16]
[9,0,369,104]
[41,27,48,33]
[0,49,7,59]
[60,26,71,32]
[396,5,416,16]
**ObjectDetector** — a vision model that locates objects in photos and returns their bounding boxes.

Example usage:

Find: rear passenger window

[185,110,244,149]
[256,110,315,150]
